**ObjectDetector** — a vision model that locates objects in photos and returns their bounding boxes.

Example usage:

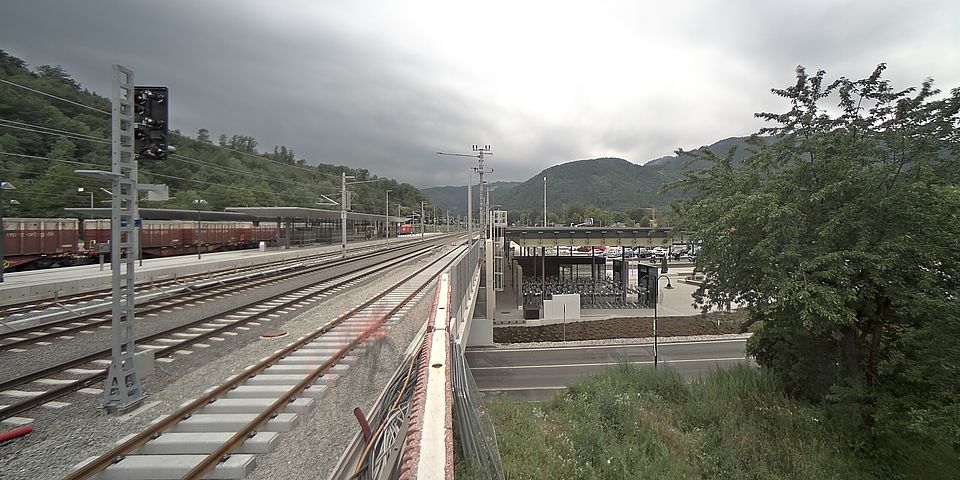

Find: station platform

[0,237,421,304]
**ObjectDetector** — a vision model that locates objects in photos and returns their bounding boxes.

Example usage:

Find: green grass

[460,364,960,479]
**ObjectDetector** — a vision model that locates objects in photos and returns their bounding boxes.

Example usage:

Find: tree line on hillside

[0,50,427,219]
[669,64,960,471]
[506,204,673,228]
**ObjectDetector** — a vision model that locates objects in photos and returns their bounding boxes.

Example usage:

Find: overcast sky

[2,1,958,187]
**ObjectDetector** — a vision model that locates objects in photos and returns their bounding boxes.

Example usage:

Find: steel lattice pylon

[103,65,144,413]
[490,210,507,291]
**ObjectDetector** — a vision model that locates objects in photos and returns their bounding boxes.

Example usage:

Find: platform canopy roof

[65,208,256,221]
[225,206,408,223]
[64,206,408,223]
[505,226,675,247]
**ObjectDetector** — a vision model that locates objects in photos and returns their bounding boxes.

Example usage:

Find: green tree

[669,65,960,448]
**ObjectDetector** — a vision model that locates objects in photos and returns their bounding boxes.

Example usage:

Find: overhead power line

[173,132,341,179]
[0,151,104,168]
[0,150,359,205]
[1,76,345,179]
[0,118,329,191]
[0,119,108,142]
[0,77,111,115]
[0,120,111,145]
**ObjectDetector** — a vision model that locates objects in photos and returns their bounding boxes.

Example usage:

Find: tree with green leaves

[669,65,960,450]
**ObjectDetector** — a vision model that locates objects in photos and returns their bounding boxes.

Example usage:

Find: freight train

[1,218,281,272]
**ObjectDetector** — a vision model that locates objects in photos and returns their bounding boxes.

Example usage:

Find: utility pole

[193,199,207,259]
[105,65,143,413]
[436,144,493,243]
[473,145,492,237]
[420,201,426,238]
[543,176,548,227]
[0,181,16,283]
[341,171,355,258]
[384,189,391,248]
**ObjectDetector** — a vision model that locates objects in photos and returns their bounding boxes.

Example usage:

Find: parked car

[604,247,622,258]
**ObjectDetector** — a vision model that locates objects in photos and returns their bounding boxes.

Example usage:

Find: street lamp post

[78,187,94,208]
[421,201,426,238]
[653,274,674,369]
[0,181,16,283]
[340,172,356,258]
[385,189,391,248]
[543,176,547,227]
[193,199,207,259]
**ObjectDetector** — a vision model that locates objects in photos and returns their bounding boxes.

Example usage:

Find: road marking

[470,337,750,354]
[470,357,747,370]
[480,386,566,392]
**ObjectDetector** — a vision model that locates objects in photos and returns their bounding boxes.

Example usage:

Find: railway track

[0,237,454,423]
[0,239,415,319]
[0,237,442,351]
[64,242,465,479]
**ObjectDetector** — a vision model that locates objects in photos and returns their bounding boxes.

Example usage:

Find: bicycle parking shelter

[502,227,676,319]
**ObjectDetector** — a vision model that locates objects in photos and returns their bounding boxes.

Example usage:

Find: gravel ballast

[0,247,450,479]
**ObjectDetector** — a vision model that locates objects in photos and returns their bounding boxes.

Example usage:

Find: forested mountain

[0,50,428,219]
[423,137,757,217]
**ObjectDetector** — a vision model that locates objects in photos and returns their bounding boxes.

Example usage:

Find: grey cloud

[2,0,958,189]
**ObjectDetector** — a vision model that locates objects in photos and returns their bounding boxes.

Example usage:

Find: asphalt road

[466,337,752,400]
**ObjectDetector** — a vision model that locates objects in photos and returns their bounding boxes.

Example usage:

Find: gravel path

[0,247,448,479]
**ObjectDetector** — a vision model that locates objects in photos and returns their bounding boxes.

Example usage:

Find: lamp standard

[543,176,547,227]
[78,187,94,208]
[0,181,16,283]
[340,172,358,258]
[653,274,674,369]
[384,189,391,248]
[420,201,426,238]
[193,199,208,259]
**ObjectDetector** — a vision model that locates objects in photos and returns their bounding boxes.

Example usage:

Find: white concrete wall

[543,294,580,322]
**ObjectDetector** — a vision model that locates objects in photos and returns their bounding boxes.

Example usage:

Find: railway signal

[134,86,169,160]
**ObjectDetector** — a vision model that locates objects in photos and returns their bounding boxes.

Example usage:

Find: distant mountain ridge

[423,136,756,213]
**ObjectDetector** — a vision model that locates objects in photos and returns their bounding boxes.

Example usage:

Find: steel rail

[66,242,461,480]
[0,240,429,387]
[0,249,337,318]
[0,236,450,349]
[0,241,442,421]
[0,236,433,319]
[183,248,461,480]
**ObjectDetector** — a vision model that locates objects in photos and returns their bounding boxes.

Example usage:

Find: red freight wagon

[2,218,84,270]
[82,219,281,258]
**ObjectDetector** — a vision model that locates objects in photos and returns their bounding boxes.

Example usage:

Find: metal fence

[451,340,505,480]
[449,241,482,328]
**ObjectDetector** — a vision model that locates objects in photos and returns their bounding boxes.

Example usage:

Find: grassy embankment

[461,364,959,479]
